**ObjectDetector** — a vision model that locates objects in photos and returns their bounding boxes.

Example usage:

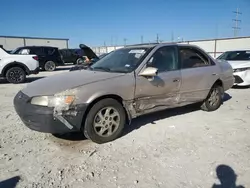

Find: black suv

[11,46,64,71]
[60,45,99,65]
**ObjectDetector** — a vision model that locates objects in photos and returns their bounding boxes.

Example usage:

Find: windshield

[217,51,250,61]
[90,47,151,73]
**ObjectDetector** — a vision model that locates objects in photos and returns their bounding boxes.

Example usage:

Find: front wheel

[83,98,126,144]
[44,61,56,71]
[5,67,26,84]
[201,85,223,111]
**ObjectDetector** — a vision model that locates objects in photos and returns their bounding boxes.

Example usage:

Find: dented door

[178,46,220,104]
[134,45,181,115]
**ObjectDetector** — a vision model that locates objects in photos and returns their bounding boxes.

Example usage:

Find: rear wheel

[83,98,126,144]
[201,84,223,111]
[5,67,26,84]
[44,61,56,71]
[76,58,84,65]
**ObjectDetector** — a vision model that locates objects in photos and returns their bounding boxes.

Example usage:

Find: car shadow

[223,93,232,102]
[0,77,45,84]
[123,93,232,137]
[52,132,87,141]
[232,85,249,89]
[49,93,232,142]
[0,176,21,188]
[212,164,245,188]
[55,67,72,71]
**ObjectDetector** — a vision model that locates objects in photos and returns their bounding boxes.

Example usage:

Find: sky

[0,0,250,48]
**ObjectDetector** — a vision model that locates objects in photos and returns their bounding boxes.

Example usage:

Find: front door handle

[173,78,180,82]
[212,73,218,76]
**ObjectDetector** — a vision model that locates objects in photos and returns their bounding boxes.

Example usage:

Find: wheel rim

[77,58,83,64]
[45,61,55,71]
[93,107,120,137]
[208,88,220,106]
[9,69,24,82]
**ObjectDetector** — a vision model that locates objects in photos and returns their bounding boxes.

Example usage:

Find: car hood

[227,61,250,69]
[21,70,125,97]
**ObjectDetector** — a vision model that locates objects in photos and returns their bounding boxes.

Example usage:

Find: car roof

[19,46,58,49]
[123,42,202,49]
[223,49,250,52]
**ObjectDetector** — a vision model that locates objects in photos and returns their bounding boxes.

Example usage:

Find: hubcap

[208,88,220,106]
[9,69,24,82]
[93,107,120,137]
[45,61,55,71]
[77,58,83,64]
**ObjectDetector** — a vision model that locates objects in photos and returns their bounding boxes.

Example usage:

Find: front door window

[147,46,178,72]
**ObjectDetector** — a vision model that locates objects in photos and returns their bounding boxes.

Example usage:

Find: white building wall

[0,36,68,51]
[188,40,215,53]
[216,38,250,52]
[0,37,24,50]
[25,38,68,49]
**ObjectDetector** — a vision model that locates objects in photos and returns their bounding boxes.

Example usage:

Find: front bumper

[29,67,40,75]
[13,91,87,134]
[233,70,250,86]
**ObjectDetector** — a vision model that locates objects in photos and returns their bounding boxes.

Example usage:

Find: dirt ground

[0,66,249,188]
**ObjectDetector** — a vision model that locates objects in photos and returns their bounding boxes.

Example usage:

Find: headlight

[30,95,75,108]
[234,67,250,72]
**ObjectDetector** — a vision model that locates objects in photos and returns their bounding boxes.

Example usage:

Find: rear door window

[44,48,55,55]
[30,48,45,56]
[19,48,30,55]
[179,47,211,69]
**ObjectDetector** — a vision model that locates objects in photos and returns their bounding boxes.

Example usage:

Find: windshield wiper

[92,66,111,72]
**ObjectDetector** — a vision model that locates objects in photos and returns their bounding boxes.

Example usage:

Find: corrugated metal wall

[92,37,250,58]
[0,36,69,50]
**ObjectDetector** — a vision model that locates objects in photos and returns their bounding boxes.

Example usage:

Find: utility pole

[232,8,242,37]
[141,35,144,44]
[156,33,159,43]
[111,36,113,46]
[171,32,174,42]
[123,38,127,46]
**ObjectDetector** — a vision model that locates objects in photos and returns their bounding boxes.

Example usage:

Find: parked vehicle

[217,50,250,86]
[0,47,39,83]
[14,43,234,144]
[98,52,110,59]
[59,49,84,65]
[60,45,99,65]
[11,46,64,71]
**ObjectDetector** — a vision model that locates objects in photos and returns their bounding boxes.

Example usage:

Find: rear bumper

[233,70,250,86]
[29,67,40,75]
[13,91,88,134]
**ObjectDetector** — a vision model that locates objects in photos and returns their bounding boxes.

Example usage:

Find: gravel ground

[0,66,249,188]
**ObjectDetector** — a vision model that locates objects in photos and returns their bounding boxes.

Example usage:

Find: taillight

[32,56,39,61]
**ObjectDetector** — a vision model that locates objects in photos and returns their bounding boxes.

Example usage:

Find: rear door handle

[212,73,218,76]
[173,78,180,82]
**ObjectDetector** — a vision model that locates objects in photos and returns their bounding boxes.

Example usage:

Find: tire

[201,84,223,111]
[44,61,56,71]
[83,98,126,144]
[76,58,84,65]
[5,67,26,84]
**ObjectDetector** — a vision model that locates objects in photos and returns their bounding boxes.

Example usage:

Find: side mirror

[139,67,158,77]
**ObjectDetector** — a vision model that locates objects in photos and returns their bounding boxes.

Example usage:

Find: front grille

[234,75,244,84]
